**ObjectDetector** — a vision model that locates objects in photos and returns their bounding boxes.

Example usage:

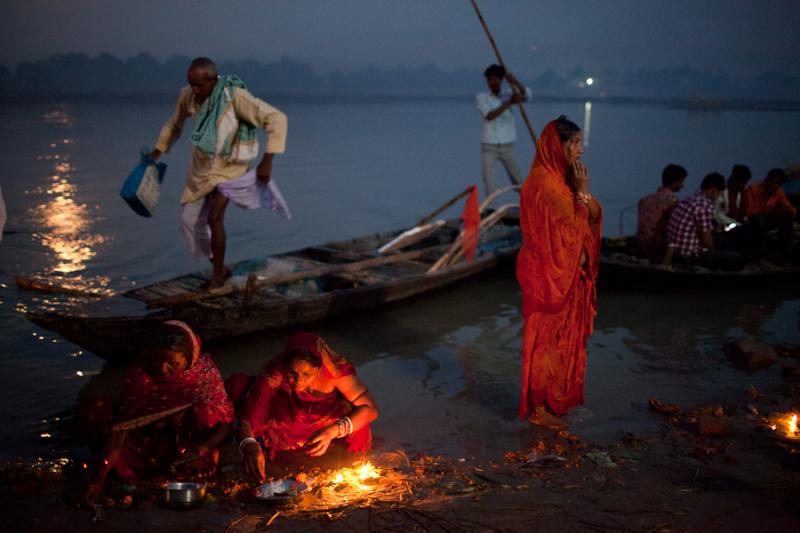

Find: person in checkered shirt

[666,172,743,270]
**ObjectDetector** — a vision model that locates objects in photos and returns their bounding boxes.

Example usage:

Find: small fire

[329,461,381,491]
[769,413,800,439]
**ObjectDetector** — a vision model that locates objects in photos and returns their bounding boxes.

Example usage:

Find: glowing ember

[789,414,798,434]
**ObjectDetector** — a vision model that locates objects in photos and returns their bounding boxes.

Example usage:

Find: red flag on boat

[461,185,480,262]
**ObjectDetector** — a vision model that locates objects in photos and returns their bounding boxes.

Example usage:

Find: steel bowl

[157,481,207,509]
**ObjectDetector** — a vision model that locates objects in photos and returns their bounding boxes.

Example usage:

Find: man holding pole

[476,64,532,196]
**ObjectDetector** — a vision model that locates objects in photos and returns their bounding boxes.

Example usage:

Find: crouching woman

[83,320,234,505]
[235,333,379,480]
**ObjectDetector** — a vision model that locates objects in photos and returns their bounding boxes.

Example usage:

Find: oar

[16,275,107,298]
[470,0,537,146]
[146,245,449,309]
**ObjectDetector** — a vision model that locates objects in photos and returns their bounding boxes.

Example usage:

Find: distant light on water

[583,101,592,147]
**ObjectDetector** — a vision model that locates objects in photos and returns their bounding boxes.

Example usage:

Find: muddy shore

[2,375,799,533]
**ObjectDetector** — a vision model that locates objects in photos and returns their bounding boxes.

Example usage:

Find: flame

[329,461,380,491]
[789,414,798,434]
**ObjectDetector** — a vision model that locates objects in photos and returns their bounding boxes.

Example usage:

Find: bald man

[147,57,287,288]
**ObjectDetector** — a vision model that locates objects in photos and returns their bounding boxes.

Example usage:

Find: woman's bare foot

[527,407,565,429]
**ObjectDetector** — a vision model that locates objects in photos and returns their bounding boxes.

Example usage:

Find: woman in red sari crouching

[83,320,234,505]
[234,333,379,480]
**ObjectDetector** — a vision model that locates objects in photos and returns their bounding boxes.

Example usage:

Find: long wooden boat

[25,208,522,362]
[600,236,800,289]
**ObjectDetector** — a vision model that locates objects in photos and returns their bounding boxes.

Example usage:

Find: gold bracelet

[576,191,592,205]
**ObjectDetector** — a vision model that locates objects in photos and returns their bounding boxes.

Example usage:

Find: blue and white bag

[120,152,167,217]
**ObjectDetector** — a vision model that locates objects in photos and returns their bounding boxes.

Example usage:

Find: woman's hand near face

[573,160,589,193]
[305,425,338,457]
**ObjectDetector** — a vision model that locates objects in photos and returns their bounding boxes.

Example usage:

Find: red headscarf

[113,320,234,431]
[516,120,602,317]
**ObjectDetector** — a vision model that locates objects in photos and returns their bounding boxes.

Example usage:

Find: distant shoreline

[1,90,799,113]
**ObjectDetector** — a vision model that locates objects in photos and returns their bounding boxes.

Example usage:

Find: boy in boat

[476,64,532,196]
[636,164,686,259]
[743,168,796,264]
[146,57,287,288]
[665,172,743,270]
[230,333,379,479]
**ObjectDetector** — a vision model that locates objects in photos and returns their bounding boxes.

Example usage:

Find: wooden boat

[24,190,522,362]
[600,236,800,289]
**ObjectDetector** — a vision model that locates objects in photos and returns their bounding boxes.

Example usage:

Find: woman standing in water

[516,115,602,428]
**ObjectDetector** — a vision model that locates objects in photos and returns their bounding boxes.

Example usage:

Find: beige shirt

[154,86,287,204]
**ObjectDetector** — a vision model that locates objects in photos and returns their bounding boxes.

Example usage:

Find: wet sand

[3,386,800,532]
[3,337,800,532]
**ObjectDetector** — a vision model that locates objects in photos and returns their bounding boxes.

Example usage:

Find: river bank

[3,354,799,532]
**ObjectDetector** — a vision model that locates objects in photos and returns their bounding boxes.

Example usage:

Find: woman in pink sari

[83,320,234,505]
[235,333,379,480]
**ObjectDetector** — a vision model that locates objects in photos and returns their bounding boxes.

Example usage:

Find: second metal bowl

[157,481,207,509]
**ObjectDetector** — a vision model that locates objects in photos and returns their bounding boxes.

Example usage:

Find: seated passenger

[636,164,686,258]
[666,172,743,271]
[743,168,796,262]
[83,321,234,505]
[714,164,757,261]
[235,333,379,480]
[714,164,751,227]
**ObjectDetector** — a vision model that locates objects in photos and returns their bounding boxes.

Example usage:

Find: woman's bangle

[336,417,353,438]
[576,191,592,206]
[238,437,258,456]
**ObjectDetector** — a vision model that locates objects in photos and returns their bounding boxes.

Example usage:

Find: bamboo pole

[146,245,448,309]
[479,184,522,211]
[428,203,518,273]
[446,204,518,266]
[417,186,474,225]
[470,0,537,146]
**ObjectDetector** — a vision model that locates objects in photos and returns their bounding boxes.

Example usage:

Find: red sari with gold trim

[515,121,602,418]
[240,333,371,458]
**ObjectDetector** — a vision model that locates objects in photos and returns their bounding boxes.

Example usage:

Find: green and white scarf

[190,74,258,163]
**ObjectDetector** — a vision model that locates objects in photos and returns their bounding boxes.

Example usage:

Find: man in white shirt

[476,64,532,196]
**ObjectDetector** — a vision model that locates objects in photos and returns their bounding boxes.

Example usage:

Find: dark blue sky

[2,0,799,77]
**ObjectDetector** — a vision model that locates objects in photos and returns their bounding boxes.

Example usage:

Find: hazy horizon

[3,0,800,79]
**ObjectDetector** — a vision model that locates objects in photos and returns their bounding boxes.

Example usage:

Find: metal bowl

[157,481,207,509]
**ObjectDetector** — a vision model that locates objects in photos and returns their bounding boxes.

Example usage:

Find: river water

[0,95,798,461]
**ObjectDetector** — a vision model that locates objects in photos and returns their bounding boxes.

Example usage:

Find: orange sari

[516,121,602,418]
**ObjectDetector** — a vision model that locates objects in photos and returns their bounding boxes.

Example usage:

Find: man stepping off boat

[147,57,288,289]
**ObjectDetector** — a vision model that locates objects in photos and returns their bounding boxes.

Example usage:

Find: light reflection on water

[26,131,110,285]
